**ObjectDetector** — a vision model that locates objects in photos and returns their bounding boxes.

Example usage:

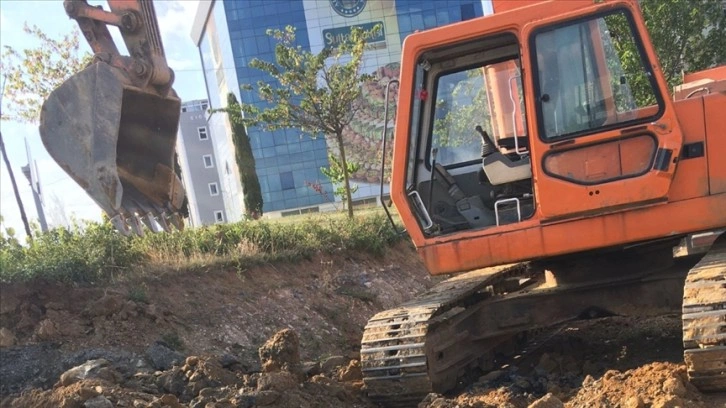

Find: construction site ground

[1,242,725,407]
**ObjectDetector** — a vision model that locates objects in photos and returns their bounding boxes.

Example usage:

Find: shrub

[0,212,404,284]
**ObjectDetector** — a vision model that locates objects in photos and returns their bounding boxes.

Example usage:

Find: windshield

[534,10,662,140]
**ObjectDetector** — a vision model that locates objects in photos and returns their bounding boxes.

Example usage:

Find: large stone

[338,360,362,382]
[302,361,321,377]
[59,359,121,387]
[662,376,687,397]
[159,394,184,408]
[478,370,503,383]
[0,327,17,347]
[157,367,186,396]
[35,319,59,340]
[236,390,280,407]
[145,341,184,370]
[321,355,346,372]
[624,395,645,408]
[256,371,300,392]
[83,396,113,408]
[528,393,564,408]
[84,294,125,317]
[258,329,301,374]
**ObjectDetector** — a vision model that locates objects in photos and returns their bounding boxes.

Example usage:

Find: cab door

[522,4,683,220]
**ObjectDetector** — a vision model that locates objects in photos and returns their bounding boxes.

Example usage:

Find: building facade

[176,99,228,226]
[191,0,492,219]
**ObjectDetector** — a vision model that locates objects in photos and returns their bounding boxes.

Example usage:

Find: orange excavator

[363,0,726,405]
[39,0,185,236]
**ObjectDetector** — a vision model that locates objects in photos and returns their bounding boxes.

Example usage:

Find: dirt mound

[2,329,373,408]
[0,243,434,397]
[418,316,725,408]
[567,362,705,408]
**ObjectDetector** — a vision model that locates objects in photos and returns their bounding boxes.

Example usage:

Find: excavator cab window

[407,33,534,235]
[532,10,664,141]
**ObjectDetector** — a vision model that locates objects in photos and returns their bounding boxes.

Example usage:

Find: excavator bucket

[39,62,185,235]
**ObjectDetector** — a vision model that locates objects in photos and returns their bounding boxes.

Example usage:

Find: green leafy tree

[609,0,726,104]
[219,93,263,219]
[226,25,380,219]
[1,24,90,240]
[641,0,726,88]
[321,154,360,205]
[1,24,92,123]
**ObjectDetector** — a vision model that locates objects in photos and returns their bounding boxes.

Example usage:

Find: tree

[219,93,263,219]
[0,24,91,240]
[1,24,92,123]
[640,0,725,89]
[321,154,360,204]
[226,25,380,219]
[609,0,726,105]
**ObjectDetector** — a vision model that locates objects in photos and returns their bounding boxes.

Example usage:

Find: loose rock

[527,393,564,408]
[145,341,184,371]
[258,329,301,375]
[0,327,17,347]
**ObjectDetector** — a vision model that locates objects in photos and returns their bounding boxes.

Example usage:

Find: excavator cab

[385,0,722,275]
[39,0,185,235]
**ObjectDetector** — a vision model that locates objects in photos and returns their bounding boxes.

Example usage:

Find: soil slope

[1,243,725,407]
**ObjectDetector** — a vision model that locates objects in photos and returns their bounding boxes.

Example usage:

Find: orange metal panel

[668,97,709,202]
[683,66,726,84]
[419,193,726,275]
[543,135,655,183]
[491,0,582,14]
[619,136,656,174]
[704,94,726,194]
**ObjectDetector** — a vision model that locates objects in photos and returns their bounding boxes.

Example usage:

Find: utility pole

[22,138,48,231]
[0,132,33,240]
[0,75,33,241]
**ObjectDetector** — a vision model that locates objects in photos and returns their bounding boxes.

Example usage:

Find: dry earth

[1,243,725,407]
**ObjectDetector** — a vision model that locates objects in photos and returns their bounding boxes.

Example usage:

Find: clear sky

[0,0,208,237]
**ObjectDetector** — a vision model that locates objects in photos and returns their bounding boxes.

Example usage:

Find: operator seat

[475,126,532,185]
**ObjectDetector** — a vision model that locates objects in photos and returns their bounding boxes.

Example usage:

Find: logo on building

[323,22,385,48]
[330,0,367,17]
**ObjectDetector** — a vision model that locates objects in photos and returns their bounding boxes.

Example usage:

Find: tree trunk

[336,131,354,219]
[0,131,33,241]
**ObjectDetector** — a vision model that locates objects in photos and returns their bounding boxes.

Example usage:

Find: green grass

[0,211,405,284]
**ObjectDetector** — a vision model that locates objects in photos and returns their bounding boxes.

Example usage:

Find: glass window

[209,182,219,196]
[280,171,295,190]
[461,4,475,21]
[533,10,662,140]
[203,154,214,168]
[431,68,491,166]
[214,211,224,223]
[198,127,209,140]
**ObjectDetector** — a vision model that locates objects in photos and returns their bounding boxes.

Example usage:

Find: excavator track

[360,264,529,406]
[683,233,726,392]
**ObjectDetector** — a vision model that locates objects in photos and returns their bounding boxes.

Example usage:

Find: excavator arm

[39,0,185,235]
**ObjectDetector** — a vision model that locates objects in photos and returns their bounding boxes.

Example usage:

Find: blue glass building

[191,0,491,220]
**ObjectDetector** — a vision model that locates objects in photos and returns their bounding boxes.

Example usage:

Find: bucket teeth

[110,214,132,237]
[129,215,145,237]
[157,212,171,233]
[169,212,184,231]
